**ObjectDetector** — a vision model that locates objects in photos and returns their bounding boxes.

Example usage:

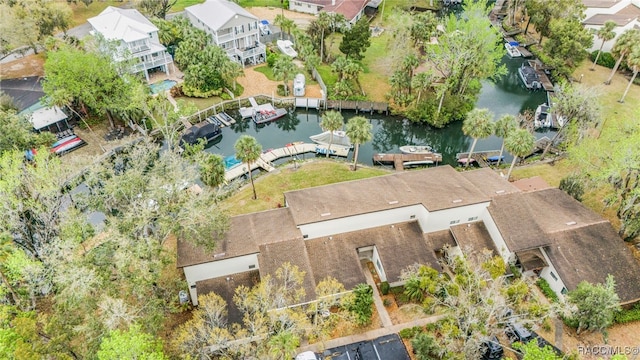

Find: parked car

[481,336,504,359]
[505,321,536,343]
[295,351,319,360]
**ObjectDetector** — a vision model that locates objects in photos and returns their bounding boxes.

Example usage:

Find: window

[410,215,416,219]
[450,219,460,225]
[561,287,568,295]
[468,216,478,221]
[376,259,382,271]
[550,271,558,281]
[249,264,256,269]
[303,234,308,239]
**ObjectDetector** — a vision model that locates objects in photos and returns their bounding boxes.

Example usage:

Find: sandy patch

[245,7,317,29]
[0,54,45,78]
[237,64,323,98]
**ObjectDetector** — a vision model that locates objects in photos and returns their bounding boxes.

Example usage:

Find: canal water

[205,55,550,167]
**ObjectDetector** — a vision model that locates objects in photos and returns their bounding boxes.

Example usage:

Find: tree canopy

[339,17,371,60]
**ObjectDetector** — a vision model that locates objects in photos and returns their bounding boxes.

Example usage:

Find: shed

[293,73,306,97]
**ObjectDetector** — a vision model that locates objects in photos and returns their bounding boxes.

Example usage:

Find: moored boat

[180,121,222,146]
[310,130,352,148]
[518,64,543,90]
[399,145,436,154]
[253,108,288,124]
[505,42,522,58]
[276,40,298,58]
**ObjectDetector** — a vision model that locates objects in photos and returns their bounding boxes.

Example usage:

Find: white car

[295,351,319,360]
[259,20,270,36]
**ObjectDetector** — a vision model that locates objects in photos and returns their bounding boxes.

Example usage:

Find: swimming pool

[224,155,242,169]
[149,79,177,94]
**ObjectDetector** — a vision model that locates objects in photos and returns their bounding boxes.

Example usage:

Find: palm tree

[619,46,640,103]
[319,111,344,157]
[504,128,535,181]
[234,135,262,200]
[274,14,296,40]
[345,116,373,171]
[268,331,299,360]
[605,29,640,85]
[200,153,226,188]
[461,108,494,168]
[411,71,434,103]
[272,56,296,96]
[316,11,331,62]
[494,114,518,167]
[591,21,617,71]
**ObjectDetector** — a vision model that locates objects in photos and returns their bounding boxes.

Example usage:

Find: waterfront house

[289,0,370,24]
[582,0,640,52]
[185,0,266,66]
[88,7,173,82]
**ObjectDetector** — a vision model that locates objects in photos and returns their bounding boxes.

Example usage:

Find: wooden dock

[225,143,350,181]
[456,150,503,168]
[527,60,554,91]
[505,37,533,58]
[372,152,442,171]
[325,100,389,115]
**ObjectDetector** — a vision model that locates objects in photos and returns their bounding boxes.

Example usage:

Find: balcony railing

[131,52,173,72]
[215,32,235,44]
[231,43,266,59]
[129,44,151,54]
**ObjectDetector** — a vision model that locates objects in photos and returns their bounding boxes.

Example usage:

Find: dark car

[481,336,504,359]
[505,321,537,343]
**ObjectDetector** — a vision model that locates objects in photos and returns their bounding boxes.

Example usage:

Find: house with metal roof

[88,7,173,81]
[177,165,640,307]
[185,0,266,66]
[289,0,371,24]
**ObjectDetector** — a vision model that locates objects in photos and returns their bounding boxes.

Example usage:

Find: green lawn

[222,160,391,216]
[177,96,223,111]
[239,0,283,7]
[173,0,206,12]
[69,1,123,26]
[254,65,276,81]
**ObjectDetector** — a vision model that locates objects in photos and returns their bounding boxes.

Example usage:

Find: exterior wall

[480,208,514,263]
[372,246,387,282]
[585,0,632,18]
[421,202,489,233]
[299,205,427,239]
[184,254,259,305]
[585,21,638,52]
[539,248,568,302]
[298,202,489,239]
[289,1,322,15]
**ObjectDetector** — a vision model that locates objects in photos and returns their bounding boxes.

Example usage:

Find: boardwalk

[225,143,350,181]
[373,153,442,170]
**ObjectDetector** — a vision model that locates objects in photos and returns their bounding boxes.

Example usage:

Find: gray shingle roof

[185,0,257,31]
[177,207,301,268]
[284,165,490,225]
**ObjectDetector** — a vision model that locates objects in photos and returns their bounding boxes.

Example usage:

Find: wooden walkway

[224,143,350,181]
[372,152,443,170]
[456,150,505,168]
[326,100,389,114]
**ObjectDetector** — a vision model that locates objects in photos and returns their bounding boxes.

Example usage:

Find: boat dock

[456,150,504,168]
[504,37,533,58]
[225,143,350,181]
[207,112,236,128]
[372,153,442,170]
[527,60,554,91]
[239,97,280,119]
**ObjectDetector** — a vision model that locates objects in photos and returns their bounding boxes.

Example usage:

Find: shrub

[614,303,640,324]
[169,83,184,97]
[380,281,390,295]
[383,298,392,307]
[559,174,585,201]
[589,50,616,69]
[399,327,417,339]
[267,52,279,67]
[536,278,560,303]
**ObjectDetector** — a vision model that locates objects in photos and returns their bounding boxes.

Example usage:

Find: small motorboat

[505,42,522,58]
[457,157,477,166]
[518,64,542,90]
[277,40,298,58]
[252,107,288,124]
[399,145,436,154]
[310,130,352,148]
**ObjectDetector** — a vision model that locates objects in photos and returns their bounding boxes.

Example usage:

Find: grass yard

[68,0,205,26]
[177,96,223,110]
[253,65,276,81]
[222,160,391,216]
[172,0,206,12]
[239,0,283,7]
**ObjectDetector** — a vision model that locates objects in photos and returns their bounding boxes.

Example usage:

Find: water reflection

[204,56,552,167]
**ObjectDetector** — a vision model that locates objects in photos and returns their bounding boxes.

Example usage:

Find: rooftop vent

[565,221,577,226]
[320,212,331,217]
[495,190,506,194]
[388,200,399,205]
[214,252,226,259]
[452,199,462,203]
